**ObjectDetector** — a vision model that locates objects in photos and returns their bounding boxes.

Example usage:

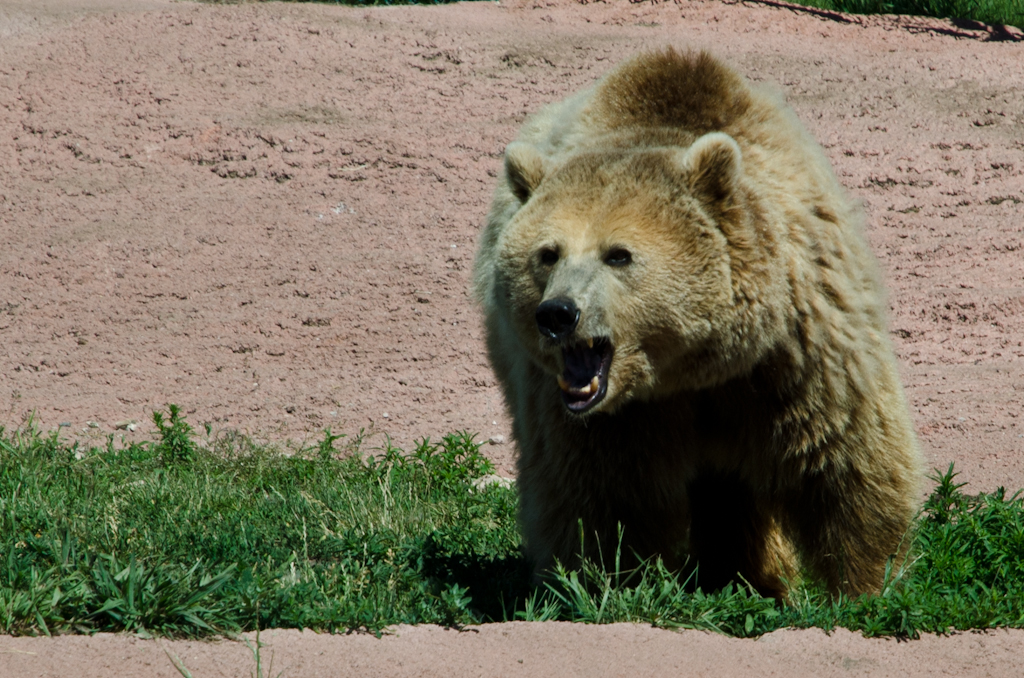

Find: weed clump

[152,404,196,464]
[785,0,1023,31]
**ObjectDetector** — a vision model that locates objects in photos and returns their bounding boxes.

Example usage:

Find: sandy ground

[1,0,1023,674]
[3,624,1024,677]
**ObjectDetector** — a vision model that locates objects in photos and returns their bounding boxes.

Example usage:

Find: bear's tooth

[557,375,570,392]
[586,337,594,348]
[577,381,593,395]
[590,375,600,392]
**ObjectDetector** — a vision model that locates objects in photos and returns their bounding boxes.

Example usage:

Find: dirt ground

[1,0,1023,675]
[3,624,1024,677]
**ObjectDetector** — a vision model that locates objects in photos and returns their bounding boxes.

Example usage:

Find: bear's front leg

[520,490,688,582]
[687,471,796,599]
[787,459,918,596]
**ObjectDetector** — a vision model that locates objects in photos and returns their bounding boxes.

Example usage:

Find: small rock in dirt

[471,474,514,492]
[114,420,137,431]
[488,435,505,445]
[86,421,99,429]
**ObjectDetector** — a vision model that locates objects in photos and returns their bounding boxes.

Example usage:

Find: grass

[1,406,1023,639]
[784,0,1024,30]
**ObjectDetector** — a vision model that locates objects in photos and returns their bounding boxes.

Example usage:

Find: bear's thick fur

[473,49,921,598]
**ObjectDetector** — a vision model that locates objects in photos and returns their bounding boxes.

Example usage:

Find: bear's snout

[535,298,580,341]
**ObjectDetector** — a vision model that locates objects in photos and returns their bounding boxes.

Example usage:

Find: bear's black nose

[536,298,580,340]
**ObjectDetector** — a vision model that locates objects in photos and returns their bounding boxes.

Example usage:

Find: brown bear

[473,48,922,599]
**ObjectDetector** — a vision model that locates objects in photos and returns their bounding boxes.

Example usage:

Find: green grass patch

[2,406,1023,638]
[782,0,1023,31]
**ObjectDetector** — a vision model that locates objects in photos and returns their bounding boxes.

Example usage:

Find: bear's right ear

[677,132,742,211]
[504,142,546,203]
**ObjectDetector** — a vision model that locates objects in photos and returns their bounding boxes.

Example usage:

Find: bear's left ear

[504,142,546,203]
[677,132,742,210]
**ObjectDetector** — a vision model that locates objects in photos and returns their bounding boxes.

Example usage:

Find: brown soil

[1,0,1023,674]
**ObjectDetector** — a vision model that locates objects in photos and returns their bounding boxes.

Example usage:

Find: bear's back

[515,49,758,155]
[589,49,754,137]
[517,49,832,195]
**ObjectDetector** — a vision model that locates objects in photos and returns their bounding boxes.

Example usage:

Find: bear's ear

[504,142,546,203]
[677,132,742,210]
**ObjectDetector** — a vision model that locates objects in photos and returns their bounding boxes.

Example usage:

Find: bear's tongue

[557,339,612,413]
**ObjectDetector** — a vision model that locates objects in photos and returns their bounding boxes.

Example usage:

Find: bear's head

[494,133,782,416]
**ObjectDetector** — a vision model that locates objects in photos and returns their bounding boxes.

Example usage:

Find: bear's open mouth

[557,338,613,413]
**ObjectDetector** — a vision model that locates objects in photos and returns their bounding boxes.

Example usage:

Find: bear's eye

[539,248,559,266]
[605,248,632,267]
